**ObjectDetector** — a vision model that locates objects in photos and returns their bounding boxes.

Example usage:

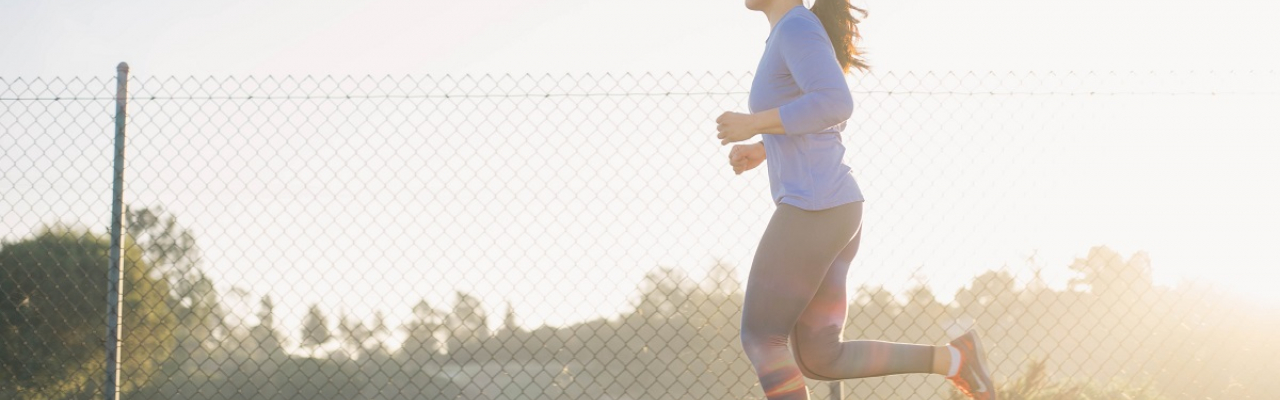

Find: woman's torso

[748,6,864,210]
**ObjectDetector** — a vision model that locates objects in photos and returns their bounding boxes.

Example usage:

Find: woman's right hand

[728,142,766,175]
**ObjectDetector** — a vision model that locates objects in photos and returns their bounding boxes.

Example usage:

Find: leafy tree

[125,205,200,284]
[0,227,175,398]
[956,270,1017,308]
[850,284,901,340]
[903,283,948,339]
[634,266,692,319]
[301,304,332,349]
[257,295,276,332]
[445,291,488,363]
[368,310,391,356]
[1068,246,1153,300]
[169,271,226,375]
[399,300,443,365]
[336,311,387,361]
[250,295,283,361]
[704,259,742,297]
[500,301,520,335]
[125,206,227,377]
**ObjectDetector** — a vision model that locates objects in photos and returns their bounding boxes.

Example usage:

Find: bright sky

[5,0,1280,76]
[4,0,1280,345]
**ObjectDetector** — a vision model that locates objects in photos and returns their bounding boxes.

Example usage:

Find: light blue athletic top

[748,5,864,211]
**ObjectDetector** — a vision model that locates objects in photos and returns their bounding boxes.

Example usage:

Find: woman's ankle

[932,345,951,375]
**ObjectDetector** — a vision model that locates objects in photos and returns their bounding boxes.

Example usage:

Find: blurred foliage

[0,226,175,399]
[4,208,1278,399]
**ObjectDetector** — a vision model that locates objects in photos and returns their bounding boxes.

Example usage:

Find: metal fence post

[105,61,129,400]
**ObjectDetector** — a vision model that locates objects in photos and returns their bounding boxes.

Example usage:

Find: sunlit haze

[4,0,1279,345]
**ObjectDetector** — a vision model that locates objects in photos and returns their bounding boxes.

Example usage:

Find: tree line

[3,206,1276,399]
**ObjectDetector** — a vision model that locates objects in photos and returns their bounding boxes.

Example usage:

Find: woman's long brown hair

[810,0,869,73]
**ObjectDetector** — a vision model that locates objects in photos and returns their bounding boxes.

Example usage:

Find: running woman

[715,1,997,399]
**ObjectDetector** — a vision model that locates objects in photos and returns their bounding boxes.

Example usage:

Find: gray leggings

[740,201,934,399]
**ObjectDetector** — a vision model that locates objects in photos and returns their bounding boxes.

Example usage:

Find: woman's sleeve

[775,19,855,135]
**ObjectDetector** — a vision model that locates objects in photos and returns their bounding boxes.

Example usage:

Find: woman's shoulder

[774,9,827,43]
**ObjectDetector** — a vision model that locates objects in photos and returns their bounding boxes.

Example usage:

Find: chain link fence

[3,70,1280,399]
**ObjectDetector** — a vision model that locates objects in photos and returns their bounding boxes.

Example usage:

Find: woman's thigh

[741,201,862,336]
[796,220,862,332]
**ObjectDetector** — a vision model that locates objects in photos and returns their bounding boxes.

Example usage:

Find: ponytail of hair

[810,0,869,73]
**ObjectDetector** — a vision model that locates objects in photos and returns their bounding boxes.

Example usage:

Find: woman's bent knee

[791,333,842,380]
[788,330,849,379]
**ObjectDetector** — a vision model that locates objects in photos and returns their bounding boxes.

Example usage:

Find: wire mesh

[3,70,1280,399]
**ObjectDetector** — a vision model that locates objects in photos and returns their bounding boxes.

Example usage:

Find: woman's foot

[945,329,997,400]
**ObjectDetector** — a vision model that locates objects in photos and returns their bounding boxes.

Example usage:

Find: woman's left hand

[716,111,758,145]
